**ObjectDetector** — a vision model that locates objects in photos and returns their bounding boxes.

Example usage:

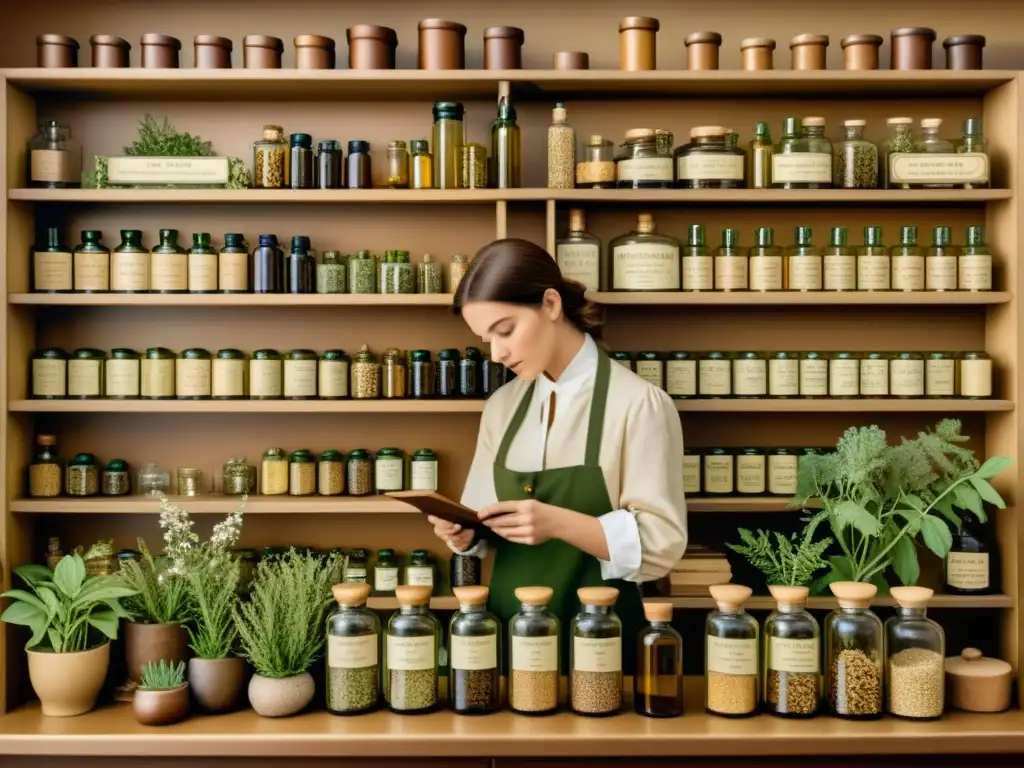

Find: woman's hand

[478,500,569,546]
[426,515,475,552]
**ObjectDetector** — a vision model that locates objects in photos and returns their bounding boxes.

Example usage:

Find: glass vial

[384,585,440,714]
[884,586,945,720]
[570,587,622,717]
[635,601,682,718]
[764,586,820,718]
[825,582,883,719]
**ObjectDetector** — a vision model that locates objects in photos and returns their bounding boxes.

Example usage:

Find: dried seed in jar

[511,670,558,712]
[767,669,819,715]
[706,671,757,715]
[571,670,622,715]
[887,647,943,719]
[831,648,882,716]
[387,668,437,711]
[328,665,379,713]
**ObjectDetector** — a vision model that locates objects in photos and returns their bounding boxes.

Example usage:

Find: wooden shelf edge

[675,399,1014,413]
[590,291,1012,306]
[7,293,455,307]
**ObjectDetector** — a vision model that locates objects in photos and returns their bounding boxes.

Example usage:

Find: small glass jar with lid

[924,352,955,398]
[772,117,831,190]
[105,348,140,399]
[176,348,212,400]
[885,587,945,720]
[823,227,856,292]
[634,352,664,390]
[409,139,432,190]
[318,350,349,400]
[635,601,683,718]
[682,448,701,495]
[860,352,890,398]
[102,459,131,496]
[345,548,369,584]
[405,549,434,589]
[137,462,171,496]
[350,345,380,399]
[735,448,766,495]
[460,347,483,397]
[891,225,925,292]
[260,448,288,495]
[249,349,283,400]
[283,349,318,400]
[68,348,106,398]
[612,351,633,371]
[66,453,100,497]
[825,582,883,719]
[705,584,759,717]
[509,586,560,714]
[348,250,377,294]
[409,350,436,399]
[799,351,828,398]
[213,349,247,400]
[674,126,745,189]
[448,254,469,293]
[327,583,381,715]
[764,585,820,718]
[288,450,315,496]
[858,226,891,291]
[732,352,766,398]
[437,348,459,397]
[834,119,878,189]
[450,586,501,715]
[787,226,823,291]
[829,352,860,398]
[32,348,69,399]
[409,448,438,491]
[384,585,441,714]
[570,586,622,717]
[698,351,732,398]
[576,134,616,189]
[959,351,993,399]
[177,468,203,497]
[381,348,407,399]
[616,128,674,189]
[768,351,799,398]
[347,449,373,496]
[375,448,405,493]
[318,450,345,495]
[386,140,410,189]
[252,124,289,189]
[703,448,734,496]
[317,251,347,294]
[767,448,799,496]
[890,352,925,398]
[28,435,62,498]
[222,457,255,495]
[417,254,444,294]
[380,251,414,294]
[665,351,696,399]
[374,549,400,595]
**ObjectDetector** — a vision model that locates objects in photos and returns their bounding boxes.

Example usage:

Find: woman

[428,238,687,668]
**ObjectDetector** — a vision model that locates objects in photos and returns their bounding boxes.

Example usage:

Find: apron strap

[495,380,536,468]
[584,352,612,467]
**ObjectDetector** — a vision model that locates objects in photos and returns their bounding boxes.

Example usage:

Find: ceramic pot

[124,622,189,682]
[27,642,110,717]
[189,657,247,713]
[248,672,314,717]
[133,683,190,725]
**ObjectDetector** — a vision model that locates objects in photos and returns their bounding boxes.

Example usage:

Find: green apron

[488,350,645,674]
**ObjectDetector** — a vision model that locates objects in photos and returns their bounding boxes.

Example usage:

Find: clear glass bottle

[570,587,622,717]
[959,225,992,291]
[915,118,955,189]
[327,583,381,715]
[858,226,890,291]
[547,103,576,189]
[405,549,434,589]
[374,549,400,595]
[957,117,988,189]
[705,584,758,717]
[891,225,924,292]
[150,228,187,294]
[825,582,883,720]
[823,226,856,292]
[490,96,521,189]
[926,226,958,292]
[73,230,110,293]
[674,125,745,189]
[714,227,748,292]
[891,351,925,398]
[885,587,945,720]
[682,224,713,292]
[252,124,288,189]
[449,586,501,714]
[417,254,444,294]
[772,117,831,189]
[509,586,560,715]
[883,117,916,189]
[608,213,681,292]
[386,140,410,189]
[945,511,995,595]
[556,208,602,292]
[29,119,82,189]
[748,122,773,189]
[834,119,877,189]
[576,134,616,189]
[786,226,822,291]
[634,601,682,718]
[764,586,820,718]
[410,139,433,190]
[384,585,440,714]
[749,227,784,291]
[448,253,469,294]
[616,128,674,189]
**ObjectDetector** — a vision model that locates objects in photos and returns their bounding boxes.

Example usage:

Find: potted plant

[0,554,136,716]
[235,548,343,717]
[133,660,189,726]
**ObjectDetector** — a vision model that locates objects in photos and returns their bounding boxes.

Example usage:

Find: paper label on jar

[150,251,187,291]
[767,455,798,495]
[925,358,955,397]
[141,358,175,397]
[219,252,249,291]
[890,359,924,397]
[31,147,81,184]
[946,552,990,589]
[707,636,757,676]
[769,637,819,674]
[410,460,438,491]
[386,634,434,671]
[74,252,109,291]
[106,358,140,397]
[374,567,399,592]
[406,566,433,587]
[110,250,149,292]
[715,256,748,291]
[960,359,993,398]
[375,458,404,491]
[926,256,958,291]
[612,243,681,291]
[176,359,211,397]
[733,359,766,397]
[33,251,72,291]
[451,635,498,671]
[32,359,66,397]
[666,359,697,397]
[860,360,889,396]
[328,634,377,669]
[556,243,601,293]
[699,360,731,396]
[344,567,367,582]
[682,455,701,494]
[617,157,674,183]
[284,359,317,397]
[682,255,714,291]
[799,359,828,396]
[249,359,283,397]
[771,153,832,184]
[635,360,664,389]
[736,454,766,494]
[788,255,822,291]
[319,360,349,398]
[959,254,992,291]
[888,152,989,185]
[892,256,925,291]
[188,252,218,292]
[829,359,859,397]
[677,153,745,181]
[573,636,622,673]
[704,456,734,494]
[857,254,890,290]
[750,256,783,291]
[511,635,558,672]
[769,359,799,396]
[68,360,102,396]
[212,359,245,397]
[824,254,856,291]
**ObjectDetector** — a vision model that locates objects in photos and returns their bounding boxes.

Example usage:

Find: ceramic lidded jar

[483,26,525,70]
[193,36,232,68]
[890,27,936,70]
[685,31,722,71]
[740,37,775,71]
[294,35,336,69]
[140,34,181,68]
[944,647,1011,712]
[554,51,589,70]
[619,16,659,71]
[418,19,467,70]
[37,34,79,68]
[841,34,883,70]
[91,35,131,68]
[943,35,986,70]
[790,33,829,70]
[243,35,284,69]
[347,25,398,70]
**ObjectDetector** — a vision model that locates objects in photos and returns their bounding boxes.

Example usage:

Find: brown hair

[452,238,603,339]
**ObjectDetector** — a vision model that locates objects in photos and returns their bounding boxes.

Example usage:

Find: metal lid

[70,453,98,466]
[294,34,335,49]
[90,35,131,49]
[346,25,398,45]
[841,33,883,48]
[685,30,722,45]
[348,448,370,459]
[140,33,181,49]
[181,348,211,359]
[243,35,284,52]
[194,35,233,49]
[433,101,465,121]
[348,140,369,153]
[690,125,729,138]
[740,37,775,50]
[944,34,986,48]
[37,34,80,49]
[418,18,467,34]
[891,27,937,40]
[619,16,660,32]
[110,348,140,358]
[790,33,829,47]
[216,348,245,359]
[484,26,524,43]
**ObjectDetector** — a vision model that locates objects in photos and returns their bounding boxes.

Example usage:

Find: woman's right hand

[426,515,475,552]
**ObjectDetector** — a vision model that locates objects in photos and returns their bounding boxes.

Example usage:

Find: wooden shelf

[660,595,1013,610]
[8,293,455,307]
[676,399,1014,413]
[8,189,515,204]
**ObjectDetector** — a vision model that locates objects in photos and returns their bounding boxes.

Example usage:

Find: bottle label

[860,359,889,396]
[110,251,149,292]
[666,359,697,397]
[733,359,766,397]
[771,153,832,184]
[788,255,822,290]
[635,360,664,389]
[699,360,731,396]
[451,635,498,671]
[736,454,766,494]
[67,360,101,396]
[677,153,745,181]
[617,157,673,183]
[946,552,990,589]
[410,460,438,491]
[406,566,433,587]
[707,636,757,676]
[799,359,828,396]
[829,359,860,396]
[150,251,187,291]
[682,255,714,291]
[74,252,109,291]
[374,566,399,592]
[511,635,558,672]
[612,243,681,291]
[682,454,701,494]
[33,251,72,291]
[556,243,601,293]
[926,256,958,291]
[176,359,211,397]
[249,359,283,397]
[141,358,175,397]
[960,359,993,398]
[188,252,218,292]
[750,256,783,291]
[768,359,799,396]
[219,251,249,291]
[704,456,734,494]
[376,458,404,491]
[769,637,819,674]
[386,634,434,671]
[888,152,989,185]
[823,254,856,291]
[857,254,891,290]
[892,256,925,291]
[328,634,377,669]
[715,256,748,291]
[573,636,621,673]
[767,455,798,495]
[32,359,66,397]
[212,358,246,397]
[30,148,81,184]
[891,359,924,396]
[284,359,317,397]
[344,566,367,583]
[925,358,955,397]
[106,358,140,397]
[959,254,992,291]
[319,360,349,398]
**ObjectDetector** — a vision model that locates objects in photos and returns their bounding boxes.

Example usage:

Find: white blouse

[457,334,688,583]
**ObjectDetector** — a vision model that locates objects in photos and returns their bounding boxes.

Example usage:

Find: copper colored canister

[141,34,181,68]
[740,37,775,71]
[347,25,398,70]
[554,51,589,70]
[841,34,883,70]
[91,35,131,68]
[944,34,985,70]
[418,19,467,70]
[483,26,524,69]
[194,36,232,69]
[244,35,284,69]
[619,16,659,71]
[890,27,936,70]
[295,35,336,69]
[685,31,722,71]
[790,33,829,70]
[37,34,79,68]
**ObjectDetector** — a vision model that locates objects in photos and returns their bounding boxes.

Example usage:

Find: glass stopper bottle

[957,117,988,189]
[73,230,110,294]
[509,586,560,715]
[609,213,681,292]
[327,583,381,716]
[747,122,773,189]
[384,585,440,714]
[714,228,748,292]
[682,224,713,292]
[825,581,883,719]
[29,119,82,189]
[490,96,521,189]
[570,587,622,717]
[546,102,575,189]
[916,118,955,189]
[449,586,501,714]
[857,226,890,291]
[786,226,822,291]
[556,208,602,292]
[705,584,758,717]
[110,229,148,294]
[634,601,682,718]
[885,587,945,720]
[749,226,783,291]
[959,225,992,291]
[823,226,856,292]
[891,225,924,292]
[252,124,288,189]
[834,119,878,189]
[764,585,820,718]
[926,225,958,292]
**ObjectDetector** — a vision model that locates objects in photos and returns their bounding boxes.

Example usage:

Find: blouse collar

[535,334,598,400]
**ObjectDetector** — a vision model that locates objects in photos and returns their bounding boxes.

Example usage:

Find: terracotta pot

[27,642,110,717]
[248,672,314,717]
[134,683,190,726]
[189,657,247,713]
[124,622,189,683]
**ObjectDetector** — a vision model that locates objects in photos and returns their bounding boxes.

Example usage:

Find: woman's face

[461,292,560,381]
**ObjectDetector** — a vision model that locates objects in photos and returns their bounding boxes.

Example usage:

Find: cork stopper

[515,586,553,605]
[262,124,283,140]
[587,134,605,145]
[37,434,56,446]
[709,584,752,611]
[691,125,729,138]
[844,119,867,127]
[568,208,586,232]
[332,583,371,607]
[767,585,809,606]
[453,585,489,606]
[636,213,655,234]
[643,601,674,622]
[577,586,619,606]
[890,586,933,608]
[624,128,655,143]
[395,585,432,606]
[829,581,877,608]
[921,117,943,129]
[887,116,914,125]
[803,116,825,127]
[552,103,568,124]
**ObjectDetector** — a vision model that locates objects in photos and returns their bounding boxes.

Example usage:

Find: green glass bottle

[747,122,773,189]
[959,225,992,291]
[823,226,855,292]
[715,228,748,292]
[786,226,822,291]
[490,96,521,189]
[682,224,713,292]
[857,226,890,291]
[219,233,250,294]
[188,232,217,294]
[151,228,187,294]
[111,230,148,293]
[73,230,110,293]
[32,226,72,293]
[926,226,958,292]
[750,227,783,291]
[891,225,924,292]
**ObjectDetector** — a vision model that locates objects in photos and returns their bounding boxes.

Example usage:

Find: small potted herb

[133,660,189,726]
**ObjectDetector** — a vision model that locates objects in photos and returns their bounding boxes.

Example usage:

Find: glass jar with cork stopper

[763,585,820,718]
[509,586,560,715]
[825,581,883,719]
[570,586,622,717]
[253,125,288,189]
[384,585,441,714]
[635,600,683,718]
[615,129,674,189]
[885,586,945,720]
[449,586,501,715]
[576,135,616,189]
[705,584,758,718]
[674,126,745,189]
[327,583,381,716]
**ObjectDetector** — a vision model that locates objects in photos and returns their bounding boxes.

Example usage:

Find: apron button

[523,484,534,495]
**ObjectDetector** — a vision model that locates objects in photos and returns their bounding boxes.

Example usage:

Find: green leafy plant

[234,549,343,679]
[139,659,186,690]
[0,555,136,653]
[728,527,833,587]
[794,419,1010,592]
[118,540,189,625]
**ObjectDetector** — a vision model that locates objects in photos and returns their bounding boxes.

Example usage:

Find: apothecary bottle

[387,141,409,189]
[417,254,444,294]
[890,352,924,398]
[346,141,372,190]
[732,352,766,399]
[380,251,414,295]
[569,587,622,717]
[405,549,434,589]
[825,582,883,719]
[665,351,696,399]
[884,587,944,720]
[509,586,560,715]
[925,352,955,398]
[350,345,380,399]
[698,351,731,398]
[344,548,368,584]
[384,585,440,714]
[703,448,734,495]
[612,351,633,371]
[705,584,758,717]
[767,448,799,496]
[616,129,673,189]
[222,457,255,495]
[449,586,500,714]
[288,449,316,496]
[259,448,288,495]
[218,233,249,293]
[883,117,915,189]
[66,452,99,497]
[31,226,72,293]
[834,119,877,189]
[151,228,187,294]
[959,351,992,399]
[891,226,924,291]
[634,352,663,389]
[748,122,773,189]
[374,549,400,595]
[490,96,521,188]
[28,435,62,498]
[861,352,890,398]
[786,226,822,291]
[682,448,700,494]
[714,228,748,292]
[799,351,828,397]
[858,226,890,291]
[609,213,681,292]
[374,448,405,493]
[772,118,830,189]
[437,348,459,397]
[448,253,469,293]
[409,350,435,399]
[409,448,438,491]
[556,209,602,292]
[945,511,994,595]
[958,117,988,189]
[959,225,992,291]
[283,349,318,400]
[675,126,745,189]
[829,352,860,398]
[461,142,487,189]
[316,450,344,496]
[286,236,315,294]
[253,124,288,189]
[73,230,109,293]
[212,349,246,400]
[768,351,799,398]
[546,103,575,189]
[915,118,955,189]
[100,347,138,400]
[576,134,615,189]
[750,227,783,291]
[141,347,176,399]
[68,348,106,398]
[317,251,347,294]
[102,459,131,496]
[348,250,376,295]
[764,586,820,718]
[824,227,856,292]
[347,449,373,497]
[253,234,284,294]
[460,347,482,397]
[432,101,465,190]
[736,448,766,494]
[176,348,212,400]
[137,462,171,496]
[634,601,682,718]
[327,583,381,715]
[318,350,349,400]
[249,349,283,400]
[110,230,149,293]
[29,120,82,189]
[926,226,958,291]
[188,232,218,293]
[410,139,432,190]
[681,224,712,292]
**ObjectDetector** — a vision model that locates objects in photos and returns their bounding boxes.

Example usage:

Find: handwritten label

[511,635,558,672]
[329,634,378,669]
[888,153,989,185]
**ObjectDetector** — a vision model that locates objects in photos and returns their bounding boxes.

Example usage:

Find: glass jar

[834,120,878,189]
[750,227,784,291]
[111,230,149,293]
[176,348,212,400]
[327,583,381,715]
[705,584,758,717]
[767,448,798,496]
[450,552,481,588]
[448,254,469,293]
[885,587,945,720]
[32,226,72,294]
[715,228,748,291]
[437,348,459,397]
[137,463,170,496]
[288,450,316,496]
[924,352,955,398]
[823,227,856,292]
[410,139,432,190]
[253,124,288,189]
[177,467,203,497]
[799,351,828,398]
[409,448,438,491]
[386,140,410,189]
[283,349,317,400]
[380,250,414,295]
[462,142,488,189]
[66,453,99,497]
[347,449,373,496]
[384,586,440,713]
[460,347,483,397]
[616,128,673,189]
[317,251,347,294]
[786,226,822,291]
[857,225,890,292]
[405,549,434,588]
[409,350,436,399]
[213,349,246,400]
[915,118,955,189]
[417,254,444,294]
[829,352,860,398]
[218,233,249,293]
[825,582,883,719]
[29,119,81,188]
[570,587,622,717]
[249,349,283,400]
[698,352,731,398]
[682,224,713,292]
[68,348,106,398]
[959,351,993,399]
[960,225,992,291]
[346,140,372,189]
[772,117,831,190]
[102,459,131,496]
[634,601,682,718]
[733,352,766,398]
[703,448,734,496]
[261,448,288,495]
[28,435,62,498]
[576,134,616,188]
[612,351,633,371]
[349,250,377,294]
[665,351,696,399]
[319,350,349,400]
[432,101,465,190]
[682,449,701,495]
[509,586,560,714]
[482,361,509,397]
[860,352,890,398]
[884,117,916,189]
[374,549,400,595]
[768,351,799,398]
[764,586,820,718]
[73,230,109,293]
[375,448,405,493]
[31,347,68,399]
[926,226,958,292]
[318,450,345,496]
[449,586,501,714]
[101,348,138,400]
[345,548,369,584]
[381,348,407,399]
[891,352,924,398]
[674,126,745,189]
[222,457,255,495]
[634,352,664,389]
[736,448,766,495]
[350,345,380,399]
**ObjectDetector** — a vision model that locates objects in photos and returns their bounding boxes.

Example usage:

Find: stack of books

[665,546,732,596]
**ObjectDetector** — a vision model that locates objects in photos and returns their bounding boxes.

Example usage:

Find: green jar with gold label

[635,352,664,389]
[703,448,734,496]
